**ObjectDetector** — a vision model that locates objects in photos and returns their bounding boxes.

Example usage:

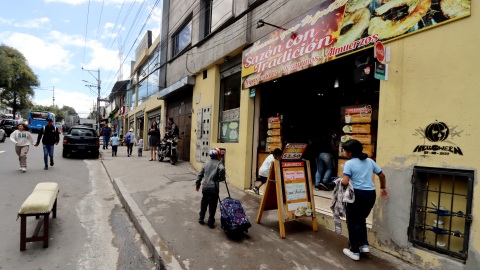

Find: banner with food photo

[241,0,470,88]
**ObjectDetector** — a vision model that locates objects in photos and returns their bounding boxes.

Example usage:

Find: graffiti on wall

[413,121,464,156]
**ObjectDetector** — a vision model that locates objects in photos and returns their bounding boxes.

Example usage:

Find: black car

[62,126,100,158]
[0,119,20,136]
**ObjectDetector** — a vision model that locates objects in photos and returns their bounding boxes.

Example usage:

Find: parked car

[0,119,20,136]
[0,128,5,142]
[62,126,100,158]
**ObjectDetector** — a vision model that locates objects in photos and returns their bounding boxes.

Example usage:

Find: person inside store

[148,121,160,161]
[314,130,336,191]
[164,117,179,140]
[254,148,282,195]
[340,139,389,261]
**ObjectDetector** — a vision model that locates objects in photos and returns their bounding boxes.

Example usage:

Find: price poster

[282,167,312,221]
[281,143,308,160]
[340,105,375,158]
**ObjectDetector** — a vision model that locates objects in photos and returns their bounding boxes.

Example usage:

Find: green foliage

[61,105,77,116]
[0,45,39,118]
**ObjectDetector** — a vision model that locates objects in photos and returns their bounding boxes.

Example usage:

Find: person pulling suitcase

[195,148,226,229]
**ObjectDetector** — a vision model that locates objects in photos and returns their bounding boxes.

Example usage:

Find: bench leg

[43,214,49,248]
[53,198,57,218]
[20,215,26,251]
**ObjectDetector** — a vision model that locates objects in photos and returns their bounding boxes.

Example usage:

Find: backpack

[125,133,131,144]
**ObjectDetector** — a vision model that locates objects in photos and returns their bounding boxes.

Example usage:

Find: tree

[0,45,39,119]
[61,105,77,116]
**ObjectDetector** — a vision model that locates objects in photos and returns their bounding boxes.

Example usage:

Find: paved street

[0,134,155,270]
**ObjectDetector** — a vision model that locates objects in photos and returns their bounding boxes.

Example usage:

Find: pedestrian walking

[253,148,282,195]
[62,124,67,135]
[340,139,389,261]
[123,128,137,157]
[110,133,120,157]
[35,118,60,170]
[10,123,34,173]
[100,124,112,150]
[148,121,160,161]
[195,148,226,228]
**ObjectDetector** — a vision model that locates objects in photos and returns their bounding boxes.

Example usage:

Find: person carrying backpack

[124,128,137,157]
[34,118,60,170]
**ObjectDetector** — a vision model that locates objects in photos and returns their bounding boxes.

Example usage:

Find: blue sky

[0,0,162,117]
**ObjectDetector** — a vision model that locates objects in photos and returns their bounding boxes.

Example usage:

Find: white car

[0,128,5,142]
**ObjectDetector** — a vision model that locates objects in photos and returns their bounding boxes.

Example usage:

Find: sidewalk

[99,146,417,270]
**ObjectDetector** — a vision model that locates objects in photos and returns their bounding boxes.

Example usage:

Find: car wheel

[0,135,5,142]
[93,151,99,159]
[62,149,68,158]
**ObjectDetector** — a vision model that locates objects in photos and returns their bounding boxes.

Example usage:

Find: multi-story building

[152,0,479,268]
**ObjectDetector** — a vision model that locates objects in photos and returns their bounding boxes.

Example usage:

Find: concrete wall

[369,4,480,268]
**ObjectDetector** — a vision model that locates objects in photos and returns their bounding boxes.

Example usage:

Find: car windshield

[1,120,16,126]
[70,128,95,137]
[31,111,49,120]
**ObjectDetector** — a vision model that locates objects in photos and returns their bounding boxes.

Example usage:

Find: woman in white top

[10,123,35,173]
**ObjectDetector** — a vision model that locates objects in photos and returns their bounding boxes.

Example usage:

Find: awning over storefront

[157,76,195,100]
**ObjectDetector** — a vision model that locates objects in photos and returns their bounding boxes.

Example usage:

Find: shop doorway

[165,89,193,161]
[252,49,380,198]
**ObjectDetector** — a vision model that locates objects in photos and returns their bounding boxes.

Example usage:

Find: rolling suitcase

[216,181,251,235]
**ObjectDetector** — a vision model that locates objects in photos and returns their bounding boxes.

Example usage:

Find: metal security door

[196,108,203,162]
[201,105,212,163]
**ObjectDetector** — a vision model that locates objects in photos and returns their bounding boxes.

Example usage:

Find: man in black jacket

[35,118,60,170]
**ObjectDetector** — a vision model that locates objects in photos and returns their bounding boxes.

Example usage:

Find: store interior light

[274,80,277,83]
[334,77,339,88]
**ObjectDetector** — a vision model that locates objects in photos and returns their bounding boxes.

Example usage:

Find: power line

[83,0,91,64]
[92,0,105,54]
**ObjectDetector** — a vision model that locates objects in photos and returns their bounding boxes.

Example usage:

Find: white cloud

[147,5,162,39]
[0,17,13,25]
[34,89,94,117]
[0,32,74,72]
[52,78,61,84]
[14,17,50,28]
[63,19,70,23]
[104,22,114,29]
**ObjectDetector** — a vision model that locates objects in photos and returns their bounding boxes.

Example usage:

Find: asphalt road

[0,133,156,270]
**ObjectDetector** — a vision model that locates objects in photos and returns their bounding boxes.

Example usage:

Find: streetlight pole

[82,67,102,133]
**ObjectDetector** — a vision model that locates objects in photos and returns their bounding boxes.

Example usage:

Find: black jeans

[346,189,376,253]
[199,191,219,226]
[127,143,133,155]
[112,146,118,156]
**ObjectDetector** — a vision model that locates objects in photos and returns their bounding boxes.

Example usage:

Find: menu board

[282,166,312,221]
[340,105,374,158]
[266,116,282,152]
[281,143,308,160]
[220,121,239,143]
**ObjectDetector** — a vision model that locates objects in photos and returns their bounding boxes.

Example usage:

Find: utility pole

[97,69,100,133]
[82,68,105,133]
[52,86,55,108]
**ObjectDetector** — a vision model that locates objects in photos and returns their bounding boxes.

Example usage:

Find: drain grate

[165,173,197,182]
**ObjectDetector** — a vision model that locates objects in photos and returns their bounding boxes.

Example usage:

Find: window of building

[172,20,192,56]
[200,0,234,39]
[147,70,159,100]
[409,166,474,260]
[137,80,148,106]
[203,70,207,79]
[218,72,241,143]
[130,89,136,110]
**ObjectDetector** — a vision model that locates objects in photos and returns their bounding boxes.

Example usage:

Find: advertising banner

[241,0,470,89]
[281,143,308,159]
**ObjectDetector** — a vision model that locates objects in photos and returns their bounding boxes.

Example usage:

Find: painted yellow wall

[190,65,255,190]
[127,95,164,149]
[371,7,480,269]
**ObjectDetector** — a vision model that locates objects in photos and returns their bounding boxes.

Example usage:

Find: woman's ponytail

[342,139,368,160]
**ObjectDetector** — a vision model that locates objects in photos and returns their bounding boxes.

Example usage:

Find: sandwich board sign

[256,144,318,238]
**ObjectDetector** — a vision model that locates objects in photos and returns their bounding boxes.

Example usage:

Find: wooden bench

[18,183,59,251]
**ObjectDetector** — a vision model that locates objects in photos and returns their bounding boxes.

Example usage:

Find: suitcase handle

[214,179,231,204]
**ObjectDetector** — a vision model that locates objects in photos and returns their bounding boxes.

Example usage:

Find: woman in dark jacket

[148,121,160,161]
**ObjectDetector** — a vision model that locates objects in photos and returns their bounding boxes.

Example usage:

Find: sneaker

[343,248,360,261]
[103,146,105,150]
[253,187,260,195]
[315,185,321,191]
[208,223,215,229]
[22,167,26,173]
[44,166,48,170]
[112,153,114,157]
[360,245,370,253]
[198,217,205,224]
[319,182,329,191]
[50,160,54,166]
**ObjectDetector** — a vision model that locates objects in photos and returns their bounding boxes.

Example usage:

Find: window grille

[409,166,474,260]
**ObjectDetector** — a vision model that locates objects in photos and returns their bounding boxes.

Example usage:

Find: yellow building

[183,0,478,269]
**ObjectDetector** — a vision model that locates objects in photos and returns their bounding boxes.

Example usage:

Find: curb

[101,161,183,270]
